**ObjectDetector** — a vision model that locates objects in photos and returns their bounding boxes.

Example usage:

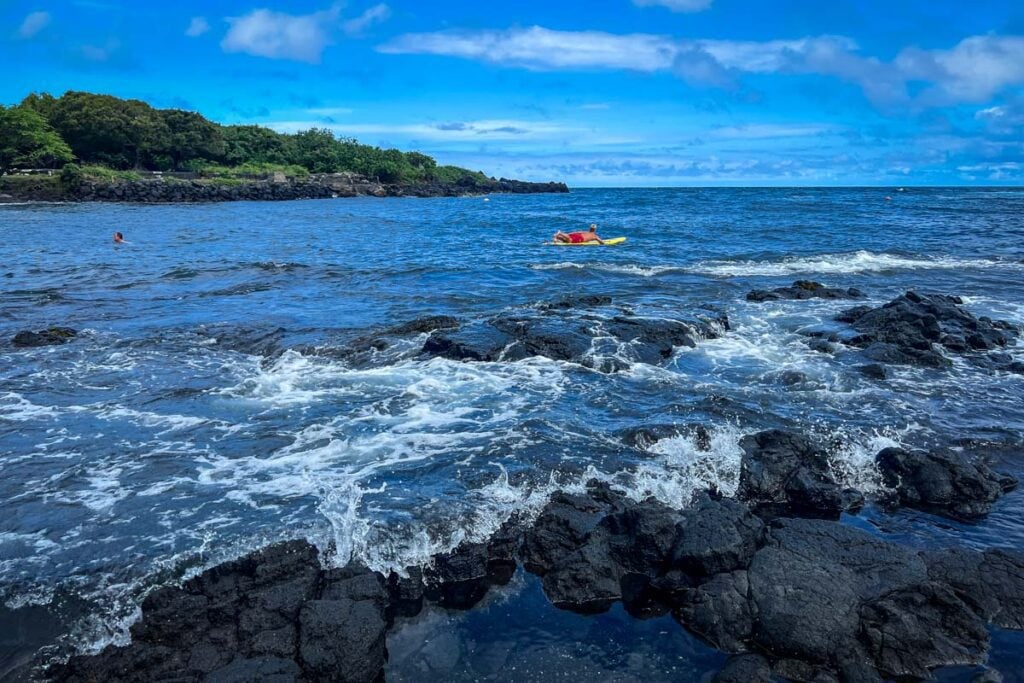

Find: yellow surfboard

[545,236,627,246]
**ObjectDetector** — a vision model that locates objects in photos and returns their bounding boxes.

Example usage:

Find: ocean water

[1,188,1023,677]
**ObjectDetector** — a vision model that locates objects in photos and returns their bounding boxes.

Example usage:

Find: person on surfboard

[553,224,604,244]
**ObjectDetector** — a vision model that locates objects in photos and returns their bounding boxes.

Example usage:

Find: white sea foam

[531,251,1020,279]
[692,250,1020,277]
[0,392,59,421]
[531,262,686,277]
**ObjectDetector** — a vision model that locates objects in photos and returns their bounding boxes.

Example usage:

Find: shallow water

[1,188,1023,674]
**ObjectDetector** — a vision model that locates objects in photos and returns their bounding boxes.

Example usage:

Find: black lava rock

[12,327,77,347]
[738,430,851,518]
[671,492,765,577]
[836,291,1019,368]
[875,447,1018,520]
[713,653,773,683]
[747,280,865,303]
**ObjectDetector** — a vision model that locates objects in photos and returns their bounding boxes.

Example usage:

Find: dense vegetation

[1,91,488,184]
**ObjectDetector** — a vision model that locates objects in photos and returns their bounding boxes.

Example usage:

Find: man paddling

[553,224,605,244]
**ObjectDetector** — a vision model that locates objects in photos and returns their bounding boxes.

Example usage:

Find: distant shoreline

[0,172,569,204]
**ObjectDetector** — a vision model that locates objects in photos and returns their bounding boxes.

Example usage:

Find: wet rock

[600,499,682,575]
[738,430,850,518]
[207,656,303,682]
[12,326,77,347]
[713,653,772,683]
[521,490,612,575]
[856,363,888,380]
[671,492,765,577]
[808,338,837,354]
[875,447,1018,520]
[859,582,988,679]
[383,315,460,336]
[747,280,865,303]
[776,369,809,386]
[538,294,613,310]
[540,533,623,613]
[196,325,286,357]
[747,518,931,666]
[924,548,1024,629]
[423,542,492,609]
[676,570,755,651]
[47,541,391,683]
[486,518,522,585]
[298,598,386,682]
[420,305,726,369]
[387,566,425,618]
[837,291,1019,368]
[620,423,712,451]
[493,316,593,362]
[421,331,497,361]
[647,569,694,607]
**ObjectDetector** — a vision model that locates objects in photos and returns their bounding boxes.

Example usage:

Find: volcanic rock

[747,280,865,303]
[12,327,77,347]
[875,447,1018,520]
[837,291,1019,368]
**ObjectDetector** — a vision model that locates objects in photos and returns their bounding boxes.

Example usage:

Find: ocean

[2,188,1023,679]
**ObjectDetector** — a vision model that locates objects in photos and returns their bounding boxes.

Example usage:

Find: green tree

[0,105,74,174]
[220,125,288,166]
[286,128,342,173]
[19,92,60,121]
[159,109,225,169]
[48,91,168,169]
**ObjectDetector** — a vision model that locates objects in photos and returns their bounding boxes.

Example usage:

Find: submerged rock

[747,280,865,303]
[875,447,1018,520]
[12,327,77,347]
[837,291,1019,369]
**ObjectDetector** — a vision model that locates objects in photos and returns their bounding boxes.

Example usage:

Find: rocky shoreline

[45,431,1022,683]
[13,286,1024,681]
[0,173,569,204]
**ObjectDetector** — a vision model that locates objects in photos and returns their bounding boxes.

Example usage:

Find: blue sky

[2,0,1023,186]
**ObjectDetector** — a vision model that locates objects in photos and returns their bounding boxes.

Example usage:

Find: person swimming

[113,231,125,244]
[553,224,604,244]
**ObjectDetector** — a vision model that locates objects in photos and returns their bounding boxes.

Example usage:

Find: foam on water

[530,262,686,277]
[691,250,1022,277]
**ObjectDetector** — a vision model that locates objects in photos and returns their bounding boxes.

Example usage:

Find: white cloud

[268,118,578,142]
[633,0,713,12]
[707,124,836,139]
[895,35,1024,103]
[379,26,678,71]
[221,4,392,61]
[222,5,342,63]
[343,3,391,35]
[18,11,51,39]
[378,26,1024,107]
[185,16,210,38]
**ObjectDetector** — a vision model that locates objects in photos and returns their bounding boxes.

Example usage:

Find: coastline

[0,173,569,204]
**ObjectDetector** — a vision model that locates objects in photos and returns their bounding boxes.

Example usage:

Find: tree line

[0,91,486,184]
